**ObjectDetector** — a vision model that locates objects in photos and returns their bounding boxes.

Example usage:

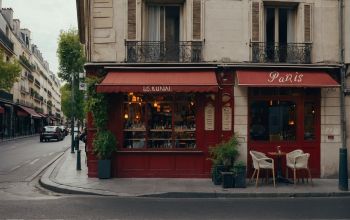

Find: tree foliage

[60,84,85,122]
[57,28,86,121]
[57,28,85,84]
[0,50,21,92]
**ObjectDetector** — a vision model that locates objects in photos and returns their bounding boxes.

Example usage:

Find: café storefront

[86,69,234,178]
[235,69,340,178]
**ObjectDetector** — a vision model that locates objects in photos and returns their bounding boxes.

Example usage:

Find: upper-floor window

[251,3,312,64]
[126,0,203,63]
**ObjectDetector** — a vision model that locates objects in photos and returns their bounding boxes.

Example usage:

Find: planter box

[98,159,111,179]
[221,171,235,188]
[234,166,246,188]
[211,165,226,185]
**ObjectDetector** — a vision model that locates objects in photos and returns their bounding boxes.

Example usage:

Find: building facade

[0,4,63,139]
[77,0,349,178]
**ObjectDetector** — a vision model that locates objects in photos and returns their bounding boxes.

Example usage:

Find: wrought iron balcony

[125,41,203,63]
[250,42,312,64]
[0,29,14,52]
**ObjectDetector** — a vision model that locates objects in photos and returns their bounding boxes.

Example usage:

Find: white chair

[286,149,304,178]
[250,150,276,187]
[286,152,313,186]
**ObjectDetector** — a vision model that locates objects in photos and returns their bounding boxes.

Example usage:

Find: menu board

[205,104,215,131]
[222,106,232,131]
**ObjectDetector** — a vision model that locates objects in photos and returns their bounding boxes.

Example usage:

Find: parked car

[40,126,64,142]
[59,125,68,136]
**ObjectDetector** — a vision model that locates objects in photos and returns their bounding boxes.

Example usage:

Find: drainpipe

[339,0,348,191]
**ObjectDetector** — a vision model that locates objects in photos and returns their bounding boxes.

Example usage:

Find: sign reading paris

[267,71,304,84]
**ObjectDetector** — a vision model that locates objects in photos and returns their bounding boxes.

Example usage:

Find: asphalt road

[0,135,69,199]
[0,196,350,219]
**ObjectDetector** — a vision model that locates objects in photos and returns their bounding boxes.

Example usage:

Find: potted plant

[232,161,246,188]
[208,134,240,187]
[93,130,117,179]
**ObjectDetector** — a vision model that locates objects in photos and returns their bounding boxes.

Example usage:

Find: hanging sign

[205,103,215,131]
[79,82,87,91]
[222,106,232,131]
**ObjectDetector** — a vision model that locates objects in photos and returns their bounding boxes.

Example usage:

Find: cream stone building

[77,0,349,179]
[0,4,63,138]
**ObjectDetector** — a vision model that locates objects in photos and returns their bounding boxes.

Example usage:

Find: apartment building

[77,0,349,178]
[0,4,62,138]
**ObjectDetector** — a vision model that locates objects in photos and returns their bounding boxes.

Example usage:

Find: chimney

[2,8,14,29]
[13,19,20,35]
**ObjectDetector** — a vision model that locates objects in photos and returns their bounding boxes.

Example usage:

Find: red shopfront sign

[96,70,218,93]
[236,70,339,87]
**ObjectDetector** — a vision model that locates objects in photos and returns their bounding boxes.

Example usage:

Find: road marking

[29,158,39,165]
[10,165,21,172]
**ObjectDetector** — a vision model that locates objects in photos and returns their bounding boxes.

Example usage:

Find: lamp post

[338,0,348,191]
[70,73,75,154]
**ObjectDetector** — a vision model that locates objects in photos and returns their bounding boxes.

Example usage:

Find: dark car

[40,126,64,142]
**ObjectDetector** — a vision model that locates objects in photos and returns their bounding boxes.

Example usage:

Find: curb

[39,149,118,196]
[0,134,39,144]
[141,191,350,198]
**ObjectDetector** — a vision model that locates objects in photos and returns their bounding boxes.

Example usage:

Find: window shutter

[193,0,201,40]
[251,2,260,42]
[128,0,136,39]
[304,4,312,42]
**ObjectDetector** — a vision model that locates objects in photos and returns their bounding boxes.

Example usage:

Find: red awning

[236,70,339,87]
[96,71,218,93]
[0,106,4,114]
[17,105,42,118]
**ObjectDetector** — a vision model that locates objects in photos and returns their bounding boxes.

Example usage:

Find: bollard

[74,137,79,151]
[339,148,348,191]
[77,150,81,170]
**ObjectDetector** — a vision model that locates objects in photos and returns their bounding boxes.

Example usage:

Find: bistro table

[268,151,292,184]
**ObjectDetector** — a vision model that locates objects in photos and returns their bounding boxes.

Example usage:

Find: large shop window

[123,93,196,149]
[249,88,319,142]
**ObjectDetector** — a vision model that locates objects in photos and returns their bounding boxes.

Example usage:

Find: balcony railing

[250,42,312,64]
[19,55,35,71]
[125,41,203,63]
[0,29,14,52]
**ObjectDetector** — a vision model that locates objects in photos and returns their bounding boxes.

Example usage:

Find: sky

[2,0,78,75]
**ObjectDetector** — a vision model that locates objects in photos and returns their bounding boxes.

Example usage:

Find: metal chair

[250,150,276,187]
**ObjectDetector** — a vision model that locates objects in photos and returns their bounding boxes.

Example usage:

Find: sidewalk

[40,145,350,198]
[0,134,39,144]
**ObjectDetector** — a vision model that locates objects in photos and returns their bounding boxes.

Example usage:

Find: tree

[60,84,85,122]
[57,28,85,84]
[0,50,21,92]
[57,28,86,125]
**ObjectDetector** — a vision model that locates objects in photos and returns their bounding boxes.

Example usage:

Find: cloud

[2,0,77,75]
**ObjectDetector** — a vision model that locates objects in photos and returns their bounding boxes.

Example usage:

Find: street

[0,135,69,199]
[0,137,350,219]
[0,196,350,219]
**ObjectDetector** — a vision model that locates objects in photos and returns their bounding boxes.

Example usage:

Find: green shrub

[93,130,117,160]
[208,134,240,169]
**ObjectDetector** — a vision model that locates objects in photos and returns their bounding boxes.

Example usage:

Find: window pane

[123,94,196,149]
[123,93,146,148]
[304,102,316,140]
[147,95,173,148]
[250,100,296,141]
[174,95,196,148]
